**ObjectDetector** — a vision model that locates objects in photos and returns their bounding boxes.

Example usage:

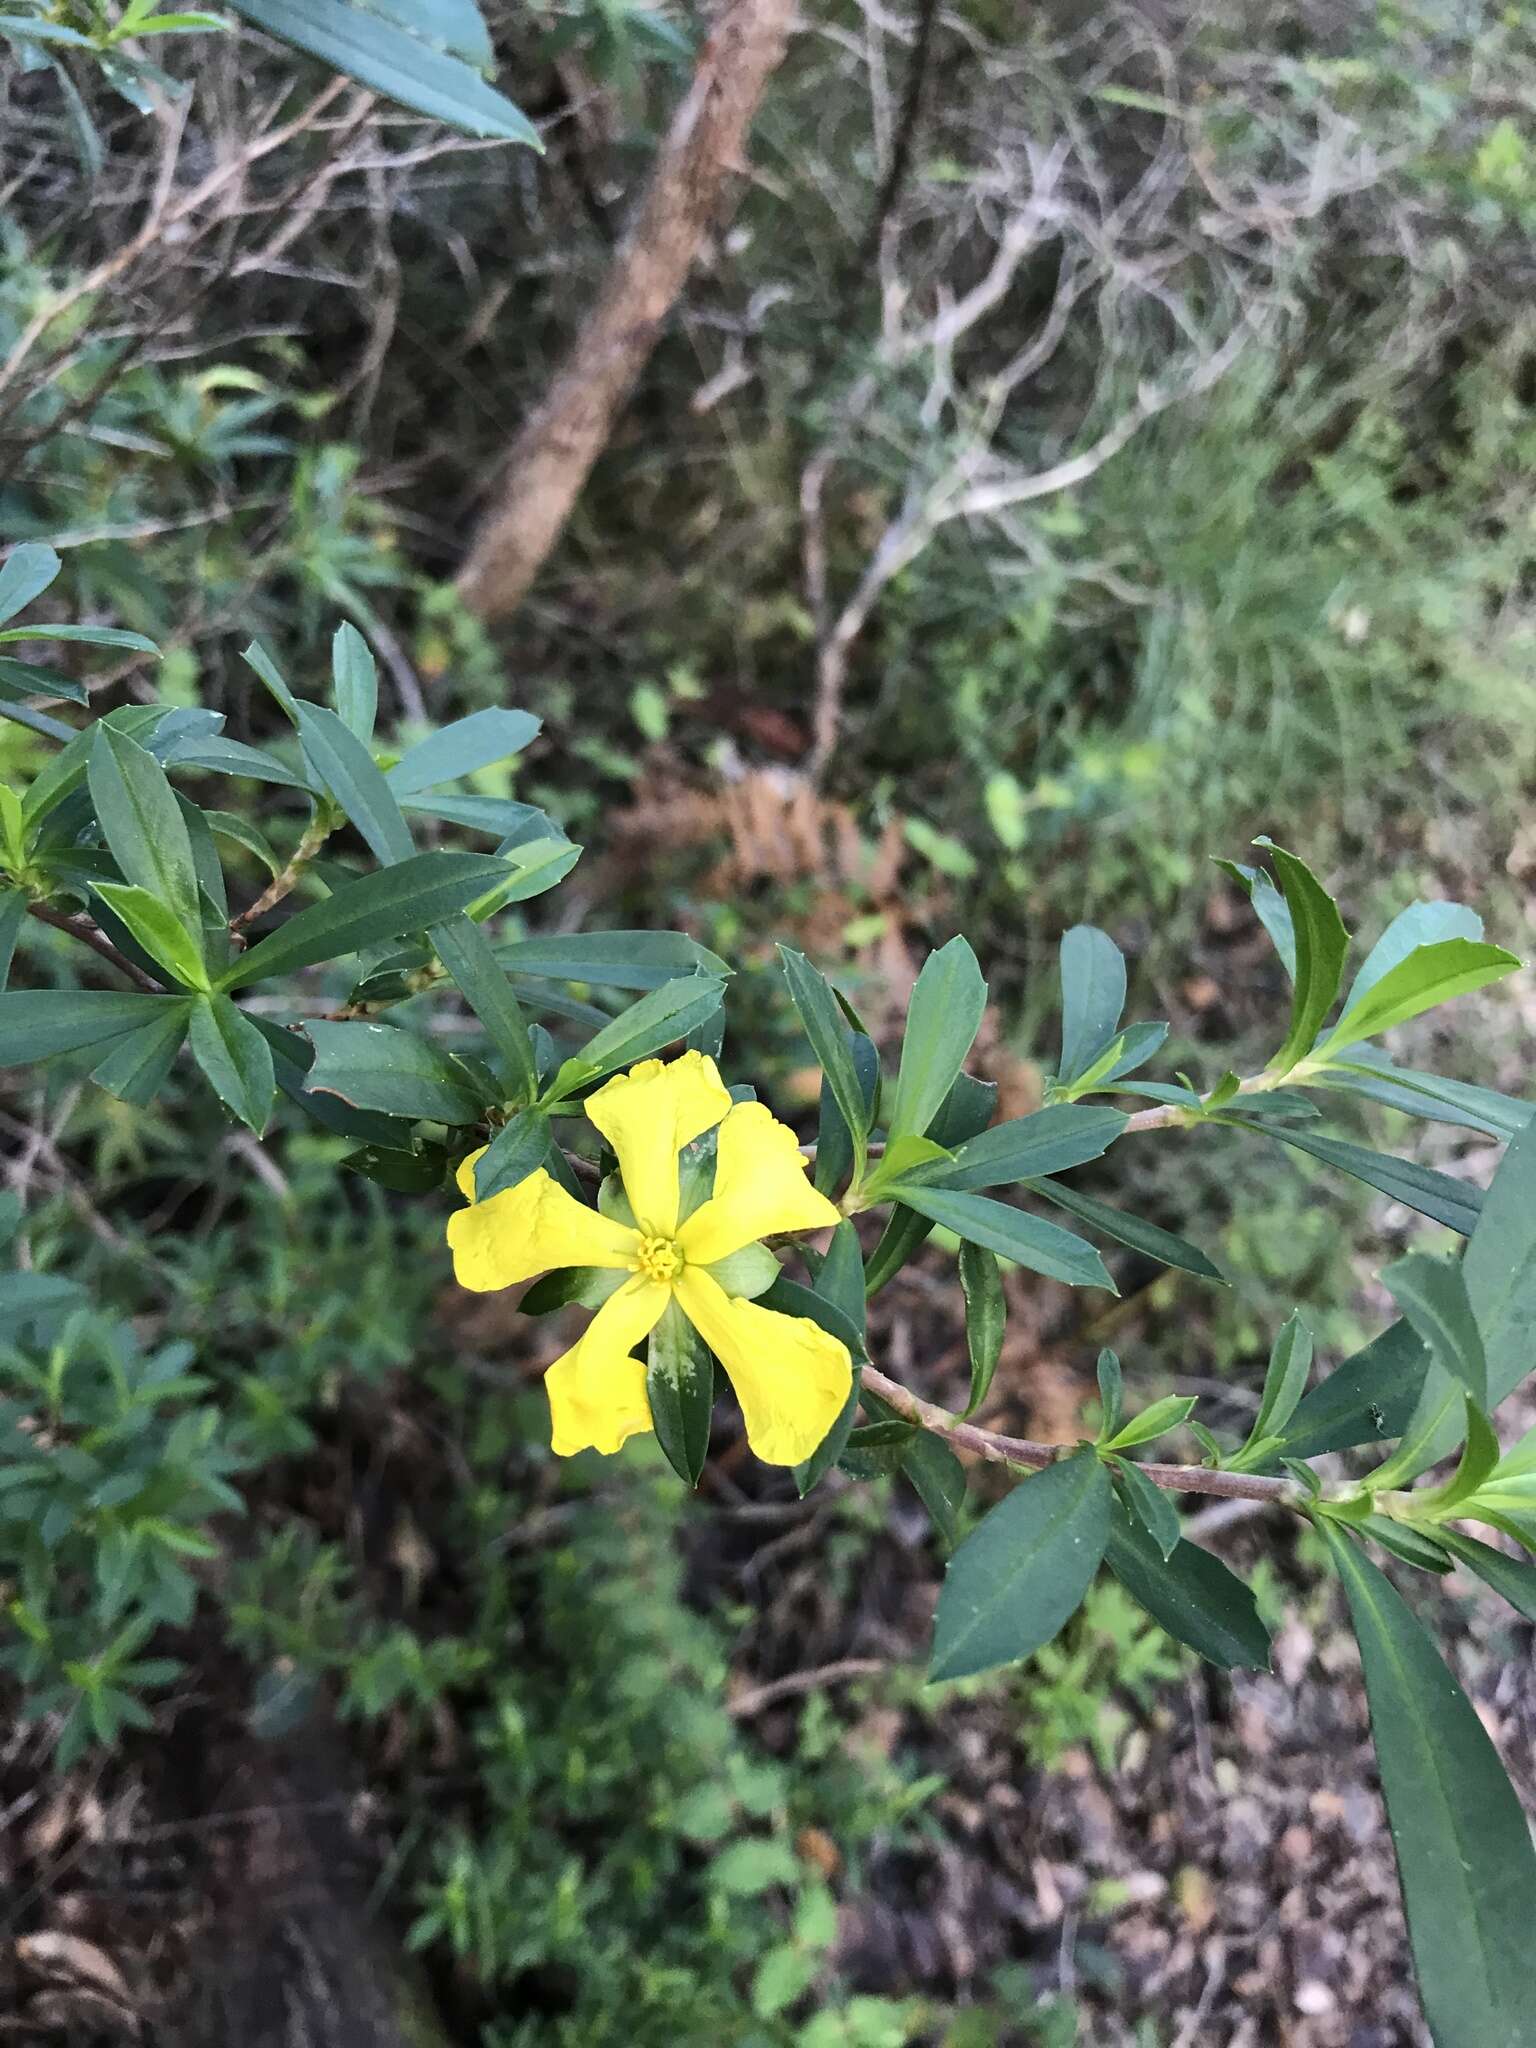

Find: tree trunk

[455,0,795,623]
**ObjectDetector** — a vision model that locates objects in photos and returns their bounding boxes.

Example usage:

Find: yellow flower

[447,1051,852,1466]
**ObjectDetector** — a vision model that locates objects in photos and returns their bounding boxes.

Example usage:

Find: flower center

[635,1234,684,1284]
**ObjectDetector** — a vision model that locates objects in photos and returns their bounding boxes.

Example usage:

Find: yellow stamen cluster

[635,1234,684,1283]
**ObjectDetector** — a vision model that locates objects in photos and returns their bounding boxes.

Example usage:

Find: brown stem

[232,813,334,934]
[25,903,163,993]
[859,1365,1300,1506]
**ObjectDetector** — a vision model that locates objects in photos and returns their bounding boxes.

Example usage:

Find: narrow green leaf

[1465,1120,1536,1408]
[551,976,726,1094]
[0,543,60,623]
[930,1451,1111,1682]
[813,1027,880,1196]
[331,621,377,741]
[958,1241,1005,1416]
[0,989,171,1065]
[1436,1529,1536,1624]
[1355,1515,1454,1572]
[472,1110,551,1202]
[1231,1311,1312,1468]
[1057,925,1126,1082]
[92,882,208,990]
[900,1431,966,1547]
[933,1105,1126,1192]
[304,1019,484,1124]
[1420,1398,1501,1515]
[1101,1394,1197,1452]
[1232,1119,1483,1236]
[518,1264,626,1316]
[793,1224,866,1496]
[1106,1499,1270,1669]
[1258,842,1349,1075]
[295,702,413,865]
[0,888,28,991]
[1111,1457,1180,1560]
[1385,1253,1487,1408]
[188,993,275,1133]
[222,0,542,143]
[1316,939,1520,1061]
[1214,856,1296,976]
[89,1002,190,1104]
[220,851,507,988]
[88,724,201,936]
[892,1184,1114,1292]
[1277,1318,1428,1463]
[386,708,541,794]
[888,936,987,1142]
[647,1298,714,1487]
[1095,1349,1123,1441]
[1342,900,1484,1015]
[0,623,157,652]
[1320,1056,1531,1141]
[495,928,728,991]
[431,913,538,1102]
[1030,1176,1224,1282]
[779,947,871,1182]
[1322,1522,1536,2048]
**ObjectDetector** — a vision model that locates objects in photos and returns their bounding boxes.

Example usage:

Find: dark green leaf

[1232,1119,1483,1236]
[846,1419,919,1451]
[1385,1252,1487,1407]
[0,990,172,1065]
[1112,1457,1180,1560]
[900,1431,965,1546]
[386,708,541,793]
[813,1027,879,1198]
[295,702,413,865]
[1106,1499,1271,1668]
[330,621,377,740]
[934,1105,1126,1192]
[757,1278,867,1365]
[647,1300,714,1487]
[1029,1176,1224,1281]
[188,993,274,1133]
[1214,856,1296,976]
[89,1002,190,1105]
[888,936,987,1142]
[472,1110,551,1202]
[495,929,728,991]
[163,735,311,790]
[0,623,157,652]
[88,724,201,936]
[551,976,726,1093]
[1058,925,1125,1082]
[1322,1522,1536,2048]
[1465,1121,1536,1407]
[1435,1529,1536,1624]
[222,0,540,142]
[0,889,27,991]
[1355,1515,1453,1571]
[1277,1318,1428,1463]
[1319,1056,1531,1140]
[431,913,537,1101]
[1095,1349,1123,1441]
[1089,1020,1170,1088]
[793,1226,867,1495]
[958,1241,1005,1416]
[779,947,871,1182]
[518,1265,625,1316]
[930,1451,1110,1681]
[862,1076,998,1299]
[0,657,87,706]
[220,851,507,988]
[1229,1311,1312,1470]
[1257,842,1349,1074]
[304,1019,484,1124]
[892,1184,1113,1291]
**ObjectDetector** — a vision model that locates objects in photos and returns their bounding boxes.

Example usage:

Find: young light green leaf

[647,1299,714,1488]
[1111,1456,1180,1560]
[891,1184,1113,1292]
[888,936,987,1142]
[1229,1311,1312,1470]
[1101,1394,1197,1453]
[1315,939,1520,1061]
[0,989,172,1065]
[188,993,274,1134]
[1057,925,1126,1083]
[1322,1522,1536,2048]
[295,702,414,866]
[220,851,507,988]
[386,708,541,794]
[930,1451,1111,1682]
[472,1110,551,1203]
[431,913,538,1103]
[88,724,202,937]
[92,881,209,990]
[304,1019,484,1125]
[958,1240,1005,1416]
[933,1105,1126,1192]
[1106,1499,1271,1668]
[1029,1176,1225,1282]
[331,621,378,741]
[1341,900,1484,1015]
[1419,1398,1501,1517]
[1464,1120,1536,1409]
[779,947,870,1182]
[1257,842,1349,1075]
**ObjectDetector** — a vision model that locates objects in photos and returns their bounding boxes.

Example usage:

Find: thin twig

[25,903,163,992]
[728,1657,887,1717]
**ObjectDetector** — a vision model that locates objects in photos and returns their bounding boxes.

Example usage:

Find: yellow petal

[545,1276,670,1455]
[675,1268,851,1467]
[584,1051,732,1237]
[447,1162,638,1293]
[677,1101,841,1266]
